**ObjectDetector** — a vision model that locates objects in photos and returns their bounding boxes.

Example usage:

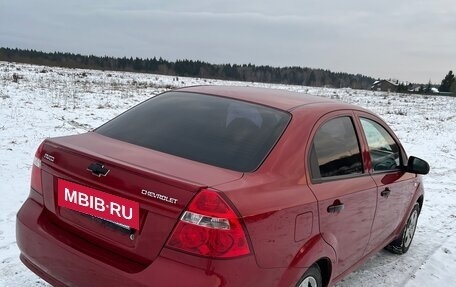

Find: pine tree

[307,71,316,86]
[425,81,432,94]
[397,83,408,93]
[419,85,424,93]
[451,81,456,93]
[438,70,455,92]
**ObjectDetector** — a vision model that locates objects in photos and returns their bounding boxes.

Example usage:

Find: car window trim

[311,170,370,184]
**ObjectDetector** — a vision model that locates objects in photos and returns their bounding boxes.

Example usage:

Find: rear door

[307,112,377,277]
[356,115,418,253]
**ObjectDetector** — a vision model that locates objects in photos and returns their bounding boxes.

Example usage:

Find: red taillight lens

[167,189,251,258]
[31,142,44,194]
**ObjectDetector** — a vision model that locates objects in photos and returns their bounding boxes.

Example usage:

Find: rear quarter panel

[214,107,337,271]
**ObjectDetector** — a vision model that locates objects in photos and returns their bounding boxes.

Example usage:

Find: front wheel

[296,264,322,287]
[386,203,420,254]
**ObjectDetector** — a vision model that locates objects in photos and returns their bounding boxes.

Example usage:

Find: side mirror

[406,156,430,175]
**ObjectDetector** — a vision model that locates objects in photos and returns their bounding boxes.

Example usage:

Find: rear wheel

[296,264,322,287]
[386,203,420,254]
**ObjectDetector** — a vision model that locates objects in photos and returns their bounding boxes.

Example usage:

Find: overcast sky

[1,0,455,84]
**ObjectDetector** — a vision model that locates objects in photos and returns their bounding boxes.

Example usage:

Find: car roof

[175,85,358,111]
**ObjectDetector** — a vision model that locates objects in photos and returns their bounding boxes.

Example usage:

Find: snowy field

[1,61,455,286]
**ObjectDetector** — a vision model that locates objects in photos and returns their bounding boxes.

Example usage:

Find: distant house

[371,80,398,92]
[408,86,421,93]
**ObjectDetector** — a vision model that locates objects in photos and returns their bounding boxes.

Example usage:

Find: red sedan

[16,86,429,287]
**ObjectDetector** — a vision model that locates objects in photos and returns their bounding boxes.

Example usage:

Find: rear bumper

[17,198,285,287]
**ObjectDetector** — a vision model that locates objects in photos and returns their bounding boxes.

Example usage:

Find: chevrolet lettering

[141,189,178,204]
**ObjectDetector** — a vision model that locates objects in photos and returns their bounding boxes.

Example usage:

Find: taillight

[31,142,45,194]
[167,189,251,258]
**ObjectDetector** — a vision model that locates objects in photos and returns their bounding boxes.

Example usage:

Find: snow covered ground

[1,61,455,286]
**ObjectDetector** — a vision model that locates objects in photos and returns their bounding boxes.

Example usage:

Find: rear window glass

[95,91,291,172]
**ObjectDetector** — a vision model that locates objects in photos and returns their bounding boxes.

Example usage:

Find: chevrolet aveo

[17,86,429,287]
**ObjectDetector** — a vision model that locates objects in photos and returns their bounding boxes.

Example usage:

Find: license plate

[57,178,140,229]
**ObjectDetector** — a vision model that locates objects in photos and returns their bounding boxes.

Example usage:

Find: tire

[386,203,420,254]
[296,264,322,287]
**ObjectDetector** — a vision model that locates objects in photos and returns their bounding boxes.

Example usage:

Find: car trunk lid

[38,132,243,268]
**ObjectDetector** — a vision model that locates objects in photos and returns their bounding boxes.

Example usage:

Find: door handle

[327,200,344,213]
[381,187,391,198]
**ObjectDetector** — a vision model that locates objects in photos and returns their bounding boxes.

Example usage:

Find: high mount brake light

[167,189,251,258]
[31,142,44,194]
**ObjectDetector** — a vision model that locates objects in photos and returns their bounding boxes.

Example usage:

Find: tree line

[0,47,376,89]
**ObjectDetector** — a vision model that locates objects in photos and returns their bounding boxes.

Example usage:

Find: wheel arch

[416,195,424,214]
[315,257,332,287]
[280,235,336,287]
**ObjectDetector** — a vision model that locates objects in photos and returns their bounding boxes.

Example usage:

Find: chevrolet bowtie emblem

[87,163,110,177]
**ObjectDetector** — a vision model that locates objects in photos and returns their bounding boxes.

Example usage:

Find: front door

[357,116,417,253]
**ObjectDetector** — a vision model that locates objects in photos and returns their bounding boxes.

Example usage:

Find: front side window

[360,118,400,171]
[310,117,363,179]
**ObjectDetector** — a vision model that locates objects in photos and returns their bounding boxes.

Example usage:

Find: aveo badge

[57,178,140,229]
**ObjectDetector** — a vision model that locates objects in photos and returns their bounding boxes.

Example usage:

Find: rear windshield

[95,91,291,172]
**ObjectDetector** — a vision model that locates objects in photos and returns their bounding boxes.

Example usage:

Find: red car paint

[16,86,427,286]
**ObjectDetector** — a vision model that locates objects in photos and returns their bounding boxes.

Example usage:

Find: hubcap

[404,209,418,247]
[298,276,318,287]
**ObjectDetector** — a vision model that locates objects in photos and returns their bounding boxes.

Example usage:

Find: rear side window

[310,116,363,179]
[95,91,291,172]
